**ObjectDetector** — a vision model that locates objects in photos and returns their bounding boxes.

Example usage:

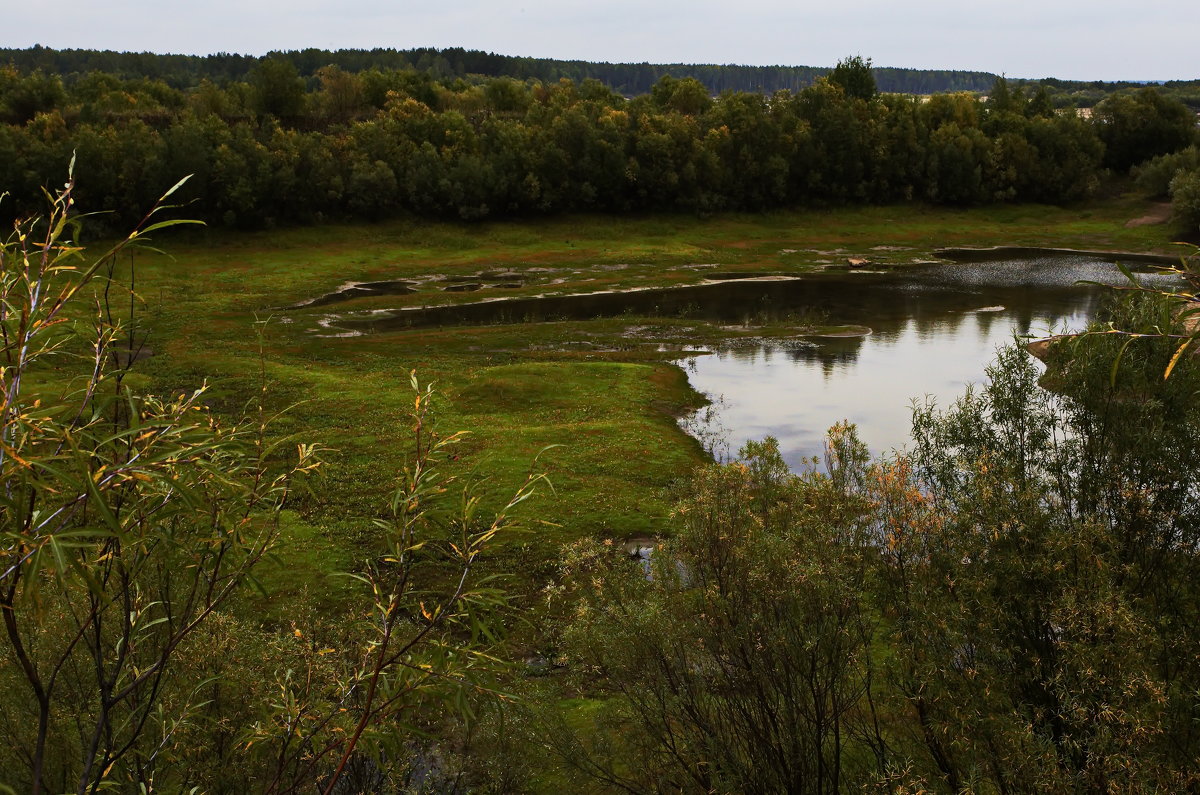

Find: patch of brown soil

[1125,202,1172,228]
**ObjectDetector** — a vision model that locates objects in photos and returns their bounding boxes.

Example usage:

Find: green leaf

[137,218,205,236]
[159,174,192,201]
[138,615,171,632]
[1110,336,1135,388]
[84,469,124,535]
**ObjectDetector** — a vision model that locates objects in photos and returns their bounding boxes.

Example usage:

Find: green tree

[1169,168,1200,233]
[1132,145,1200,198]
[880,322,1200,791]
[701,91,790,208]
[828,55,877,101]
[314,64,365,124]
[650,75,712,115]
[1025,84,1055,118]
[628,109,703,209]
[986,75,1022,115]
[483,76,531,114]
[925,122,990,203]
[794,79,871,200]
[871,94,929,200]
[1023,114,1103,202]
[250,56,306,122]
[0,66,66,124]
[1094,88,1196,172]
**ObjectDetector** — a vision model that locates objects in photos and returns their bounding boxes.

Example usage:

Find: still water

[678,255,1177,470]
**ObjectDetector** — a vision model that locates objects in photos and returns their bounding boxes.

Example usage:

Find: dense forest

[1,50,1197,233]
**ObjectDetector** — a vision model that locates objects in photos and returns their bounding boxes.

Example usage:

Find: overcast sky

[7,0,1198,82]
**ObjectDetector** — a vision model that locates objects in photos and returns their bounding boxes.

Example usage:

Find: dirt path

[1125,202,1172,228]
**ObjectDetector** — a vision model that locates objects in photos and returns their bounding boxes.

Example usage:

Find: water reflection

[678,257,1175,471]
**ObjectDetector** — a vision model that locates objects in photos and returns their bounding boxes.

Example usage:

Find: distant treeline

[1,51,1196,230]
[2,44,1004,96]
[6,44,1200,107]
[1017,76,1200,112]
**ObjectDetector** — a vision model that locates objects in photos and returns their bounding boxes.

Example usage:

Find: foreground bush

[551,297,1200,792]
[0,176,542,793]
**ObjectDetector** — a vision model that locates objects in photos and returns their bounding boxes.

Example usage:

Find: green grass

[101,195,1182,609]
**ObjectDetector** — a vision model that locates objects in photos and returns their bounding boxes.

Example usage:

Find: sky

[7,0,1199,82]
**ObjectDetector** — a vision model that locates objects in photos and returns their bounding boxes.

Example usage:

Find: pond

[310,249,1180,472]
[677,253,1179,470]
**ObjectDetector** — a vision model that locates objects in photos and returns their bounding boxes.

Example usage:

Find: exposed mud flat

[810,327,872,338]
[287,279,419,308]
[288,262,755,310]
[288,249,1183,344]
[703,273,808,284]
[284,270,539,308]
